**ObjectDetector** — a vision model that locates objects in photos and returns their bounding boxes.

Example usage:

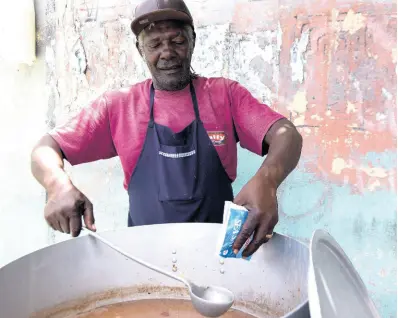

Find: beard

[148,58,192,91]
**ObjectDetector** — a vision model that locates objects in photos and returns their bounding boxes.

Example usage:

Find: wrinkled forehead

[143,20,185,38]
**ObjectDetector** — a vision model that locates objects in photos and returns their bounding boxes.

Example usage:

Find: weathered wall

[0,60,50,265]
[1,0,393,316]
[0,1,50,265]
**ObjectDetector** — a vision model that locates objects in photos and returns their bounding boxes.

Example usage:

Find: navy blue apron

[127,81,234,226]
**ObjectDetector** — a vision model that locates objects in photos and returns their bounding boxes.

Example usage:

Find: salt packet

[216,201,254,261]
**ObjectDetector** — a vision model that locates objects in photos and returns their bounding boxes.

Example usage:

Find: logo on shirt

[208,131,226,146]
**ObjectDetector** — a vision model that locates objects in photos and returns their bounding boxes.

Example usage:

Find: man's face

[139,20,194,91]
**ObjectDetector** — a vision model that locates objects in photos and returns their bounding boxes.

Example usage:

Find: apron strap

[149,81,200,124]
[189,82,200,120]
[149,84,155,128]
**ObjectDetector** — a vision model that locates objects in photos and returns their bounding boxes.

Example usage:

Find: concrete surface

[0,0,396,317]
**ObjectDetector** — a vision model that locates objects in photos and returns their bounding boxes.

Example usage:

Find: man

[31,0,302,258]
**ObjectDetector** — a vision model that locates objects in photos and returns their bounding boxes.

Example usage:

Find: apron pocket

[157,144,202,202]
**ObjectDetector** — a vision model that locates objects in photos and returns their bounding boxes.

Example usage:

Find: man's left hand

[232,173,278,258]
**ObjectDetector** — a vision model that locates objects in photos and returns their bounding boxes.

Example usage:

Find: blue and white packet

[217,201,254,261]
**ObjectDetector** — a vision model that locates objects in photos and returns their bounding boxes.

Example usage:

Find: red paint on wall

[232,1,397,192]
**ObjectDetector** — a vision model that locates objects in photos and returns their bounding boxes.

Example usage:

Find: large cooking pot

[0,224,310,317]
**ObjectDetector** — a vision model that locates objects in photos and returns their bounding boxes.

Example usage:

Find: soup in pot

[77,299,257,317]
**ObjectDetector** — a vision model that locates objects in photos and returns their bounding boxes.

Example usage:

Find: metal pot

[0,224,310,318]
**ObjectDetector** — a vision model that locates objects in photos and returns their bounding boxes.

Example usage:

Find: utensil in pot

[81,227,235,317]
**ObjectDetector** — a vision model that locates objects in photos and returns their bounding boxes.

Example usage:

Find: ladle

[81,227,235,317]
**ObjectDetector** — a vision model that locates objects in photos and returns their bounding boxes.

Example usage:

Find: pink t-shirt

[50,77,285,189]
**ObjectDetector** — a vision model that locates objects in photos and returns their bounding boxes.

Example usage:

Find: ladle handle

[81,227,189,287]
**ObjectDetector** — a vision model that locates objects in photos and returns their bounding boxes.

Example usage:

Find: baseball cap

[131,0,194,37]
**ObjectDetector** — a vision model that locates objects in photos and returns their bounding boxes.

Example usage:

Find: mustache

[157,61,184,70]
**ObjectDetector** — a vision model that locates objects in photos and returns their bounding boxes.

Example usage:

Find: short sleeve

[229,81,285,156]
[48,94,117,165]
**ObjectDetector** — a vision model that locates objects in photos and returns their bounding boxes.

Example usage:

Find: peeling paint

[310,114,323,121]
[289,90,308,114]
[332,158,389,179]
[346,101,358,114]
[360,166,389,179]
[293,115,306,126]
[71,39,87,75]
[332,158,346,175]
[382,88,393,101]
[376,112,387,122]
[342,10,366,35]
[290,29,310,83]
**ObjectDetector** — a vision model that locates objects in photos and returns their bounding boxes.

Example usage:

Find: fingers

[265,233,274,240]
[82,199,96,232]
[53,199,93,237]
[46,213,71,234]
[232,211,259,254]
[45,212,62,232]
[59,216,70,234]
[233,191,245,206]
[45,200,91,237]
[242,223,270,257]
[70,215,82,237]
[232,206,278,258]
[242,214,278,257]
[44,186,96,237]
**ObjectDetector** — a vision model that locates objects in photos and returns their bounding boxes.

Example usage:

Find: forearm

[31,134,72,192]
[256,119,303,188]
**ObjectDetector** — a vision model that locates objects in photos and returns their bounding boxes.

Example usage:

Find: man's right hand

[44,182,96,237]
[31,134,97,237]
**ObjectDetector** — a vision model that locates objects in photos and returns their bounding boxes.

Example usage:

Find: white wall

[0,59,49,267]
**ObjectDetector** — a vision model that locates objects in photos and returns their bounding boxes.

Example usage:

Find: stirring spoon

[81,227,234,317]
